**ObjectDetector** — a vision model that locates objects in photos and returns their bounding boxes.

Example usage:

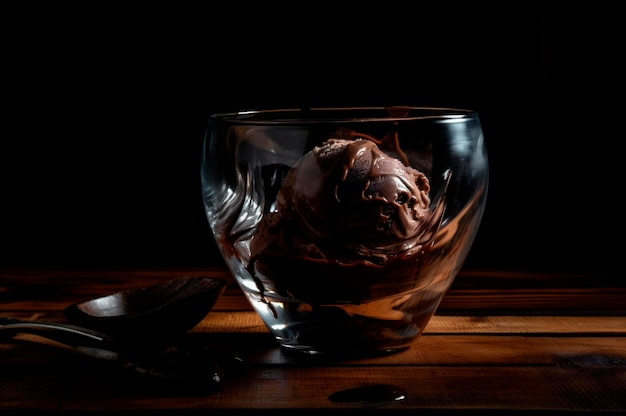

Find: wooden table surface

[1,266,625,414]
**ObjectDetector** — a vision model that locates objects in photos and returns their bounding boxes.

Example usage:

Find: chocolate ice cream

[248,136,444,304]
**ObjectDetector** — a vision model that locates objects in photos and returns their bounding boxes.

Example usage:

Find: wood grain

[1,267,625,413]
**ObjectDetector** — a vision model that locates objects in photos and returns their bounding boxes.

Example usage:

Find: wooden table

[1,267,625,414]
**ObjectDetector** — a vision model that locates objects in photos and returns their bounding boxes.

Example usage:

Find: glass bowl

[201,106,489,355]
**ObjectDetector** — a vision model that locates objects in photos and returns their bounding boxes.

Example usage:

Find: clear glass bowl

[201,107,489,355]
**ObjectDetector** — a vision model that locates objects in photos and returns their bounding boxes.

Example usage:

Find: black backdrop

[2,7,622,274]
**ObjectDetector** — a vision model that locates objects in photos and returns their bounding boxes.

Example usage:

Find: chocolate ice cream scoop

[251,138,433,264]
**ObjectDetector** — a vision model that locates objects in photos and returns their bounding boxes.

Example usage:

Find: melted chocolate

[329,383,407,402]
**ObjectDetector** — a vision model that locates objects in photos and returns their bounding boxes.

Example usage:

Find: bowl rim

[208,106,478,125]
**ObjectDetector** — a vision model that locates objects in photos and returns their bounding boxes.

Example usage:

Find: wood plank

[3,329,625,368]
[4,287,626,316]
[192,333,626,369]
[195,312,626,335]
[46,363,626,412]
[427,315,626,334]
[7,311,620,337]
[438,288,626,315]
[2,336,624,412]
[2,267,625,315]
[2,318,625,413]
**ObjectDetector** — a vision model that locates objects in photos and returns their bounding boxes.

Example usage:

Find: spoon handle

[0,318,226,394]
[0,317,120,360]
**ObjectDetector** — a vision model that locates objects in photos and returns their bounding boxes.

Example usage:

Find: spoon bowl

[63,276,227,340]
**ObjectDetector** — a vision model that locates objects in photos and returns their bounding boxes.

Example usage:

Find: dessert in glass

[201,107,489,355]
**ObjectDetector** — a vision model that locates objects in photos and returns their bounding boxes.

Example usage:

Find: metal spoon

[63,276,227,340]
[0,276,229,394]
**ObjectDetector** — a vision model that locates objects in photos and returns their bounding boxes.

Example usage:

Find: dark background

[2,6,623,275]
